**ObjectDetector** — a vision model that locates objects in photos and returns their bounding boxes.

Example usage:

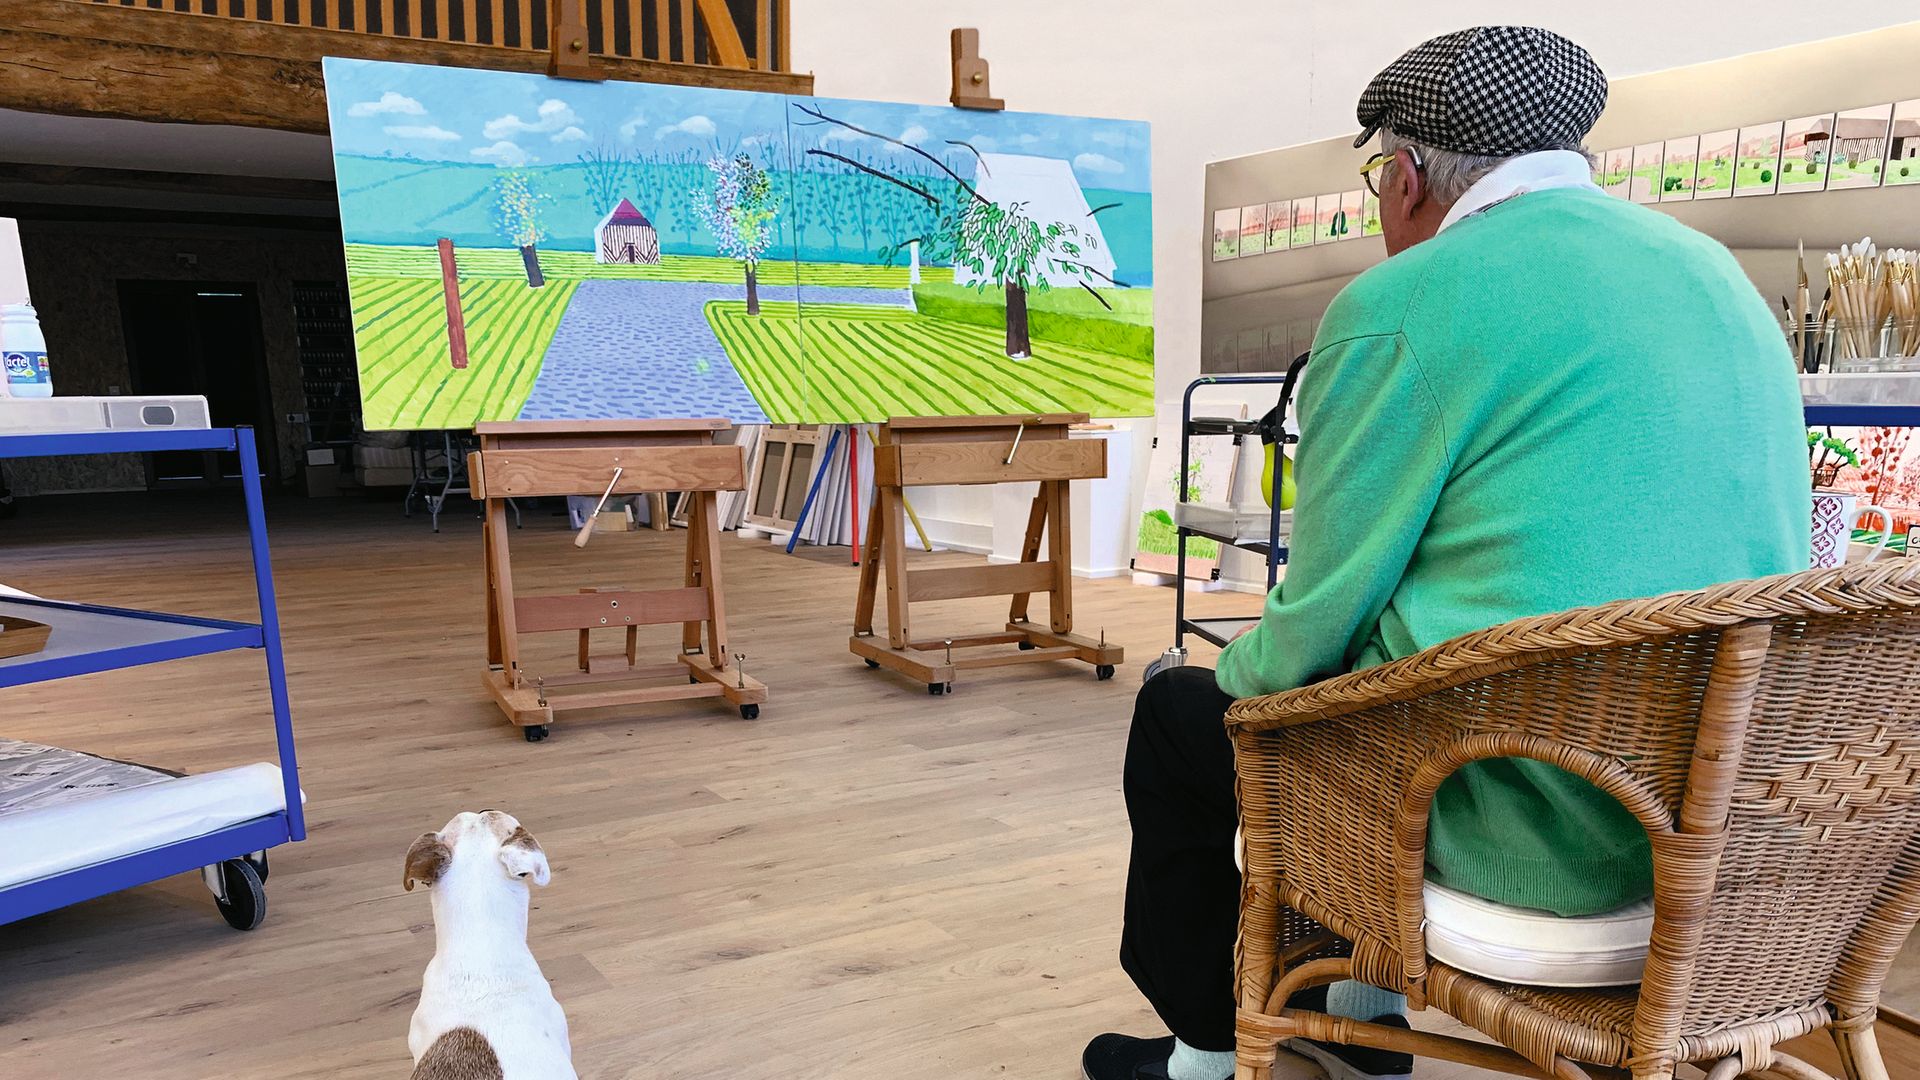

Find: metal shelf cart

[1154,366,1306,677]
[0,426,304,931]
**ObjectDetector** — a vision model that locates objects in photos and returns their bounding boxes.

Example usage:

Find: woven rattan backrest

[1677,601,1920,1027]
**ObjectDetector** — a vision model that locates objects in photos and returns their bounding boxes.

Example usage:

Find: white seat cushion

[1423,879,1651,987]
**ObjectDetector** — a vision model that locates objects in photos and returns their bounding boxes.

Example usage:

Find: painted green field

[1734,156,1779,192]
[344,244,953,288]
[705,301,1154,423]
[350,275,577,429]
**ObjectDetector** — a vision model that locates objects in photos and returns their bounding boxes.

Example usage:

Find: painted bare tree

[792,102,1125,359]
[492,169,549,288]
[578,144,626,215]
[691,151,781,315]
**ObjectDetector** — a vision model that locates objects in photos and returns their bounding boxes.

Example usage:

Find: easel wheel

[928,682,951,696]
[865,658,881,669]
[739,704,760,720]
[1096,664,1116,681]
[523,724,550,743]
[1018,640,1035,651]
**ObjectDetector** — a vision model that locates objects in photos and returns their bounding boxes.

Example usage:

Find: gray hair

[1380,130,1593,204]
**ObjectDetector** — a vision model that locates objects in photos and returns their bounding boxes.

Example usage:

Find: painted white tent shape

[954,153,1117,289]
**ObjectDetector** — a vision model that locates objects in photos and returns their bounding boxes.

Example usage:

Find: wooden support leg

[881,485,911,649]
[1008,487,1048,624]
[699,490,730,667]
[1834,1022,1892,1080]
[485,498,521,684]
[484,501,505,666]
[1046,479,1073,633]
[854,485,885,636]
[682,490,705,654]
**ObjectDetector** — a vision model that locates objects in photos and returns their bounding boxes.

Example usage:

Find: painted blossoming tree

[492,169,549,287]
[691,152,780,315]
[792,103,1123,360]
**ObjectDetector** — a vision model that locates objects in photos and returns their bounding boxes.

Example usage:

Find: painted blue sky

[321,58,1151,193]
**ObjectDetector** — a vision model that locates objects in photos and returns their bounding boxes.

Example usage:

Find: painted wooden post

[437,237,469,370]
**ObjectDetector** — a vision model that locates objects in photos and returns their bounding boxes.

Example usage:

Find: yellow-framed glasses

[1360,146,1423,198]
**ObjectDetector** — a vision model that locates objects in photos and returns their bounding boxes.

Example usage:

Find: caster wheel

[691,675,700,684]
[740,704,760,720]
[524,724,550,743]
[1017,640,1035,651]
[1142,657,1165,683]
[1096,664,1116,681]
[864,659,880,669]
[244,851,270,882]
[214,858,266,931]
[928,682,946,696]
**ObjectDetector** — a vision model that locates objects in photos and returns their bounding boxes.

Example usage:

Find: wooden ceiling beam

[0,0,813,136]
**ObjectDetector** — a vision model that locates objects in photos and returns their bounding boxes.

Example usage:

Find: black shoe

[1081,1033,1175,1080]
[1284,1014,1414,1079]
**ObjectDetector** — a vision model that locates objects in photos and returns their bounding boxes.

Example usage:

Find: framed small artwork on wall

[1734,121,1783,197]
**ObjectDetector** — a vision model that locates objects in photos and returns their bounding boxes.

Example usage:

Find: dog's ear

[404,832,452,891]
[497,825,551,887]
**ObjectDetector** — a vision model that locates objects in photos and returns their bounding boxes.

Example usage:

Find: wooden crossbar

[514,587,709,632]
[472,444,745,498]
[905,562,1056,603]
[874,438,1106,487]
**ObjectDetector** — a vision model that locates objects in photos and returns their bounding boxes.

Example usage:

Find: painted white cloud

[349,91,425,118]
[384,124,460,142]
[655,115,717,141]
[471,140,531,167]
[820,126,869,146]
[618,112,649,138]
[899,124,930,145]
[483,99,580,140]
[1090,128,1128,148]
[551,126,588,144]
[1074,152,1126,175]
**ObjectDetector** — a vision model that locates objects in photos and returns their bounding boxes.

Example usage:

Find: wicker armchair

[1227,561,1920,1080]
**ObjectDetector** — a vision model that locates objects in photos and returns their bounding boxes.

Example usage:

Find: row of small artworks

[1211,97,1920,264]
[1202,319,1323,374]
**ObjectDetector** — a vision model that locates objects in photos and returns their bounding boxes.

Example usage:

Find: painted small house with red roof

[595,198,660,265]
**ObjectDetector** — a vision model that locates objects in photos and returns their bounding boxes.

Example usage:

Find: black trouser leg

[1118,665,1240,1053]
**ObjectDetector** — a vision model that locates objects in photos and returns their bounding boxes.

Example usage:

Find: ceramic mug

[1810,488,1895,568]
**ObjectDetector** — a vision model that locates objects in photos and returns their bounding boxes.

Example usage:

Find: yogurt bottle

[1,302,50,398]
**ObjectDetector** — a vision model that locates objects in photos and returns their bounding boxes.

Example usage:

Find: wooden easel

[851,414,1122,694]
[470,419,767,741]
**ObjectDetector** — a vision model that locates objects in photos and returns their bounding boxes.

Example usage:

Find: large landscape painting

[322,58,1153,428]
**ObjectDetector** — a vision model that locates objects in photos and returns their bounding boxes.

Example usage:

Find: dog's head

[403,810,551,892]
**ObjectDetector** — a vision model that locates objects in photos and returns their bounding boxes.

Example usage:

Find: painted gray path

[517,279,912,423]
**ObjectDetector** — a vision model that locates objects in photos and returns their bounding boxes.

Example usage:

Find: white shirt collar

[1437,149,1599,233]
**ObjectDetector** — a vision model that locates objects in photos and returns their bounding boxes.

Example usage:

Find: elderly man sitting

[1084,26,1810,1080]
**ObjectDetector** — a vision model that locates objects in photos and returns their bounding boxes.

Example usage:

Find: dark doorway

[117,281,276,487]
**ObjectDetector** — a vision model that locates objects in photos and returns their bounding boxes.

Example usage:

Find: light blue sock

[1166,1037,1235,1080]
[1325,978,1406,1021]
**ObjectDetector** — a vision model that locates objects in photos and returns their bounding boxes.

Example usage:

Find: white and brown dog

[403,810,576,1080]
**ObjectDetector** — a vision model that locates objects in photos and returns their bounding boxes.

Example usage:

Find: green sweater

[1215,187,1810,916]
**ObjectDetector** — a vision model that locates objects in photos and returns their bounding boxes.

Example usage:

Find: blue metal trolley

[0,426,304,931]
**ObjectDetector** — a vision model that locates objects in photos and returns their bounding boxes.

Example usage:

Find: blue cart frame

[0,426,304,929]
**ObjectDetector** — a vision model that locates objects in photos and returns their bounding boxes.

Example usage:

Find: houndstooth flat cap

[1353,26,1608,155]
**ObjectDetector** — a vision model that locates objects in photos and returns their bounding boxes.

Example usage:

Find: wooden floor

[0,493,1912,1080]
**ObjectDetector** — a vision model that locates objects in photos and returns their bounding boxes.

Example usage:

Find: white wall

[792,3,1918,546]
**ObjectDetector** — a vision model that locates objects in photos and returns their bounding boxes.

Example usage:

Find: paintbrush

[574,466,625,548]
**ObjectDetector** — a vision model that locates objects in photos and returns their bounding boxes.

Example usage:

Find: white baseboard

[920,516,992,555]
